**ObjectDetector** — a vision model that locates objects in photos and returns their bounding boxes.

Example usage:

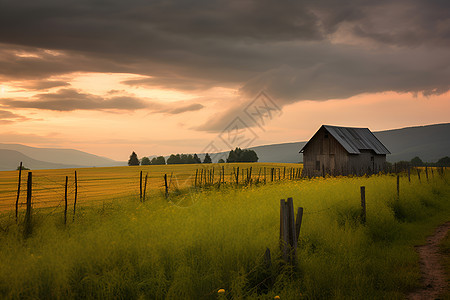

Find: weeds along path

[408,221,450,300]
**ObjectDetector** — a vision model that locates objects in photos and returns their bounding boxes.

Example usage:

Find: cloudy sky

[0,0,449,160]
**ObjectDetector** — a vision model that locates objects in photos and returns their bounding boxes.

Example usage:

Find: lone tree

[203,153,212,163]
[128,151,140,166]
[141,156,151,165]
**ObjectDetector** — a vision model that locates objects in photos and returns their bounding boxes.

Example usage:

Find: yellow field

[0,163,300,211]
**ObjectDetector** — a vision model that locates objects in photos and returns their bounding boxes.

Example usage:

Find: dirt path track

[407,221,450,300]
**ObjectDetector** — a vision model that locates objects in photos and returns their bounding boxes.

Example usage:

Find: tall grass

[0,171,448,299]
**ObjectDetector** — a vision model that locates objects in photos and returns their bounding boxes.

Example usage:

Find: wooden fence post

[397,175,400,199]
[417,169,421,182]
[271,168,274,182]
[295,207,303,244]
[15,161,22,223]
[24,172,32,237]
[143,173,148,202]
[73,171,78,222]
[164,174,168,198]
[280,199,289,263]
[360,186,366,224]
[222,166,225,185]
[64,176,68,225]
[195,169,198,187]
[139,171,143,201]
[425,166,429,182]
[280,198,298,265]
[408,167,411,183]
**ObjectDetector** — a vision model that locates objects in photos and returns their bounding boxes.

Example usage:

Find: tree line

[387,156,450,171]
[127,147,258,166]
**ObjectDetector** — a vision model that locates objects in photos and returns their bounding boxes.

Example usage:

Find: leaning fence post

[73,171,78,222]
[425,166,429,182]
[143,173,148,202]
[15,161,22,223]
[295,207,303,244]
[24,172,32,237]
[360,186,366,224]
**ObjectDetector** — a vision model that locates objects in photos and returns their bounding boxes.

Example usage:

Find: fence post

[425,166,429,182]
[280,199,289,263]
[73,171,78,222]
[360,186,366,224]
[143,173,148,202]
[64,176,68,225]
[139,171,143,201]
[295,207,303,244]
[15,161,22,223]
[280,198,297,265]
[195,169,198,188]
[417,169,421,182]
[408,167,411,183]
[397,175,400,199]
[24,172,32,237]
[164,174,168,198]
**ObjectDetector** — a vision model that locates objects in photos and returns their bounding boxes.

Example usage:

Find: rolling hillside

[0,143,125,169]
[0,149,84,171]
[373,123,450,162]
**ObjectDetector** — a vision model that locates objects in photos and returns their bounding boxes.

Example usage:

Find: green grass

[0,170,448,299]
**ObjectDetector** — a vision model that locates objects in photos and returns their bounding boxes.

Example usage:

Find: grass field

[0,166,448,299]
[0,163,297,211]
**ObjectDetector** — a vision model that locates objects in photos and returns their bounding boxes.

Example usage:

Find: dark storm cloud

[0,89,149,111]
[0,88,204,114]
[0,0,449,130]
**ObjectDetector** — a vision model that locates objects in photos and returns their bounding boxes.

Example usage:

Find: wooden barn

[300,125,390,177]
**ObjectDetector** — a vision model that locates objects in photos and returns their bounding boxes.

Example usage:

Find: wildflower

[218,289,225,294]
[274,296,280,299]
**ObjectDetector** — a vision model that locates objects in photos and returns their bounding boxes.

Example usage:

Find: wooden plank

[295,207,303,244]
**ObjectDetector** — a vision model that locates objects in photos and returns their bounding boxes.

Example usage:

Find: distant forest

[127,147,258,166]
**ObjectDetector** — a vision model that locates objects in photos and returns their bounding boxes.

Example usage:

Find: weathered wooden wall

[302,127,387,177]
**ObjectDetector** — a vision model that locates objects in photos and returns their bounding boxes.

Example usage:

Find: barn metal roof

[300,125,391,155]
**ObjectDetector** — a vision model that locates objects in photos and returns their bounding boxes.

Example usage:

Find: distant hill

[0,143,126,170]
[374,123,450,162]
[0,149,85,171]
